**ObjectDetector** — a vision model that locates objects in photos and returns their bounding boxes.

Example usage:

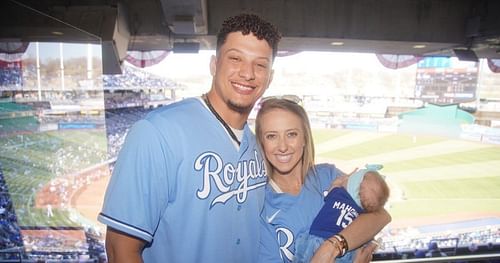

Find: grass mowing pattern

[313,129,500,224]
[1,127,498,229]
[0,129,108,227]
[311,128,351,144]
[321,133,445,160]
[382,146,500,172]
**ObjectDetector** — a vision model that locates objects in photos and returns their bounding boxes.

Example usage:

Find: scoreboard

[415,57,478,105]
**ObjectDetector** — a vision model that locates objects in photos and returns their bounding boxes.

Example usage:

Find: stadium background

[1,42,500,262]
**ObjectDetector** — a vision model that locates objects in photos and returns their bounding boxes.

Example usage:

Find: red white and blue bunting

[125,50,170,68]
[376,54,423,69]
[487,59,500,73]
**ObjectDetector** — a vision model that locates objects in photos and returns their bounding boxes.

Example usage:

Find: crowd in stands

[104,91,147,109]
[105,107,152,159]
[0,129,108,261]
[2,59,500,261]
[103,65,177,90]
[0,67,23,87]
[0,168,23,251]
[380,225,500,252]
[22,231,88,254]
[1,164,107,261]
[3,100,500,262]
[374,225,500,260]
[85,226,106,262]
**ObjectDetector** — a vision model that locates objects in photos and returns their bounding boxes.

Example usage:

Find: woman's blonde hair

[255,98,315,182]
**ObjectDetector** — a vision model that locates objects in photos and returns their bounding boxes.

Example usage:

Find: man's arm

[310,208,391,263]
[105,227,146,263]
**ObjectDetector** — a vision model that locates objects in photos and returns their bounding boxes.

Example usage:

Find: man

[97,13,282,262]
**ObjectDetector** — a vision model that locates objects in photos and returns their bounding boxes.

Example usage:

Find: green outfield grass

[1,128,499,229]
[381,146,500,173]
[0,129,108,227]
[320,133,446,160]
[389,198,500,219]
[311,128,351,144]
[403,176,500,199]
[312,129,500,225]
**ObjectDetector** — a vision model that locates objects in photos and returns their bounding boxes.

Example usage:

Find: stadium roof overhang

[2,0,500,74]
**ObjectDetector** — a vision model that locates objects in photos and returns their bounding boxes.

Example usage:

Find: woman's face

[259,108,305,177]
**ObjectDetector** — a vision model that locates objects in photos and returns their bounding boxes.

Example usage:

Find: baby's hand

[329,168,358,191]
[330,174,348,190]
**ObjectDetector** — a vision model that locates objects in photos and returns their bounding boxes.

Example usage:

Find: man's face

[210,31,274,114]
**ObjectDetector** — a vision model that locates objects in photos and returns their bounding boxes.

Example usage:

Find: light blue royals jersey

[258,164,341,263]
[98,98,267,262]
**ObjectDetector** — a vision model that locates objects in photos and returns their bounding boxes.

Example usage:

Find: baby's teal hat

[346,164,384,208]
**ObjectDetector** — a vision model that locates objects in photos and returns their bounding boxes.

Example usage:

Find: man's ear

[209,55,217,76]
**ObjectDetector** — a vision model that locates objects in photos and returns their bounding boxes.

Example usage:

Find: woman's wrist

[325,237,342,257]
[327,234,349,257]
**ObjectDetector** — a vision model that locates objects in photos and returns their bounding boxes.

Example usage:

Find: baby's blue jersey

[310,187,363,238]
[259,164,341,263]
[98,98,267,262]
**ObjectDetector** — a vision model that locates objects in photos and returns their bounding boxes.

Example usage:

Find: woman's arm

[339,208,391,249]
[310,208,391,263]
[105,227,146,263]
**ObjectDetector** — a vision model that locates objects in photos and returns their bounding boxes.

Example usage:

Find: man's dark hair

[216,13,282,59]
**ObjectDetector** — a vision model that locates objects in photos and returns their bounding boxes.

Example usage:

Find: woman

[256,98,391,263]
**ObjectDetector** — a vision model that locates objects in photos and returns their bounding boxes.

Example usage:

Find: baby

[293,164,390,263]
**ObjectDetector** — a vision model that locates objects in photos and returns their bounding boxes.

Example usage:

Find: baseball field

[1,127,500,240]
[313,128,500,229]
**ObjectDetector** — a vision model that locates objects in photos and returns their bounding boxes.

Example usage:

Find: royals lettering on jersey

[273,201,359,261]
[195,149,267,208]
[276,227,295,262]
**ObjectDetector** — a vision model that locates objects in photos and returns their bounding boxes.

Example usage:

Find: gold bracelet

[326,238,342,257]
[331,234,348,257]
[337,234,349,251]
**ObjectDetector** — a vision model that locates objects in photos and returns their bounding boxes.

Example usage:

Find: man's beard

[227,100,253,114]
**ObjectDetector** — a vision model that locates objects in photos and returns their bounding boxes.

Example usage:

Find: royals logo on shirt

[194,149,267,208]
